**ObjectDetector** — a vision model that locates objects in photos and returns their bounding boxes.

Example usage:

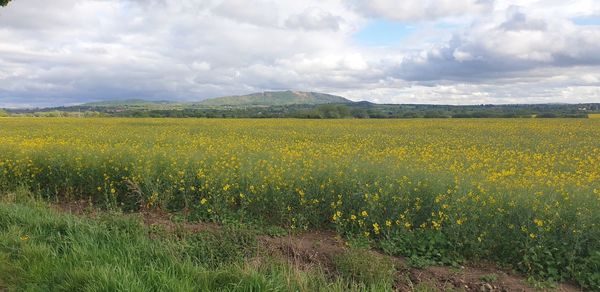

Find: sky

[1,0,600,107]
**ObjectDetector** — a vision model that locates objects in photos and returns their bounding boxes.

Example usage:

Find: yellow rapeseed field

[0,118,598,285]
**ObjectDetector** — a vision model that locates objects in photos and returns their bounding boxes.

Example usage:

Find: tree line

[5,103,598,119]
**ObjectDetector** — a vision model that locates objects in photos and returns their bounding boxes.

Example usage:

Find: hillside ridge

[196,90,353,106]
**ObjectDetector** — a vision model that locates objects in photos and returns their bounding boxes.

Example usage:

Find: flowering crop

[0,118,598,287]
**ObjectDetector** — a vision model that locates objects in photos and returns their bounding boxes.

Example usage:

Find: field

[1,118,599,290]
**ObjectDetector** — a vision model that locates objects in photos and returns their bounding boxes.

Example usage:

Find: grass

[333,248,397,286]
[0,192,398,291]
[479,273,498,283]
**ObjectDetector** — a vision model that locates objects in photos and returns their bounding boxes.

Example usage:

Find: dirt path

[256,231,581,292]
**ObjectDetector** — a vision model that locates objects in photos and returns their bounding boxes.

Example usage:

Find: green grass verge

[0,195,396,291]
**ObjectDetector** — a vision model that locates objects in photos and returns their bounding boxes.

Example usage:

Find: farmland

[1,118,599,290]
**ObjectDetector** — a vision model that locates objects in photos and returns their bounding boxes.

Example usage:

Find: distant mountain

[197,91,353,106]
[82,99,175,107]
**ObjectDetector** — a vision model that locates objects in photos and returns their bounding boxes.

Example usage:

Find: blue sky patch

[435,22,461,30]
[353,19,416,46]
[572,17,600,26]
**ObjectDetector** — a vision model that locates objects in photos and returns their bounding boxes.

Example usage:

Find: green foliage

[518,245,565,282]
[573,251,600,290]
[0,0,11,7]
[379,229,462,267]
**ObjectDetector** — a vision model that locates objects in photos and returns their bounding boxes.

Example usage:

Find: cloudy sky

[1,0,600,107]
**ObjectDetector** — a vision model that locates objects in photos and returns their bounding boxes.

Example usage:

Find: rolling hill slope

[82,99,176,107]
[197,91,352,106]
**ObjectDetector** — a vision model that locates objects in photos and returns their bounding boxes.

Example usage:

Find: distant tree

[1,0,12,7]
[314,104,352,119]
[536,113,558,118]
[336,105,351,118]
[0,109,8,117]
[350,108,369,119]
[315,104,339,118]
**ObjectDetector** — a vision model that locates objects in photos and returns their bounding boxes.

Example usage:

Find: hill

[196,91,352,106]
[83,99,176,107]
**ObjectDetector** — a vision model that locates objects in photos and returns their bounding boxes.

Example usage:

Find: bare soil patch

[258,230,346,271]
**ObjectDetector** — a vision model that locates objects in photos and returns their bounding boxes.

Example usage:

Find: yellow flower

[373,223,380,234]
[20,235,29,241]
[332,211,342,221]
[361,210,368,217]
[147,193,158,208]
[200,198,207,205]
[533,218,544,227]
[385,220,392,227]
[350,214,357,221]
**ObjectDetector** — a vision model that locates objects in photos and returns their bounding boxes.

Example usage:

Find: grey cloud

[350,0,494,22]
[393,8,600,82]
[500,6,547,31]
[285,8,342,31]
[212,0,279,27]
[0,0,76,30]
